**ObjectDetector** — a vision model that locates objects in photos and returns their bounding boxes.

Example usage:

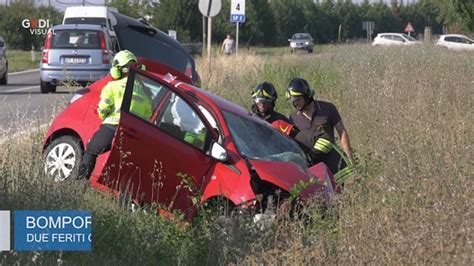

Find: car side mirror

[210,141,228,162]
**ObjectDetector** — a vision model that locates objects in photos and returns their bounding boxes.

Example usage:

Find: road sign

[230,0,246,22]
[230,14,245,23]
[405,22,414,33]
[198,0,222,18]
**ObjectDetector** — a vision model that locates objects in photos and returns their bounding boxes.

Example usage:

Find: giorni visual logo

[21,18,51,35]
[14,211,92,251]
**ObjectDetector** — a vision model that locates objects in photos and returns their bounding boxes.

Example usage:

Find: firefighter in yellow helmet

[78,50,152,180]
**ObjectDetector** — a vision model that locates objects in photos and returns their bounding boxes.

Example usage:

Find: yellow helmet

[112,50,137,67]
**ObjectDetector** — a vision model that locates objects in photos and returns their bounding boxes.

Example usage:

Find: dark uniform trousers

[78,124,117,180]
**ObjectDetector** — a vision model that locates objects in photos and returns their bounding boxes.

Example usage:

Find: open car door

[95,68,216,218]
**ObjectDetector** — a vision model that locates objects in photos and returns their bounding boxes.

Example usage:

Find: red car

[42,59,337,220]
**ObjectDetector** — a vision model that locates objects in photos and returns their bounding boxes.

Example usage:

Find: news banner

[0,210,92,251]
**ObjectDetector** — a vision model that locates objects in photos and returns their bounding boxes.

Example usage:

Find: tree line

[0,0,472,50]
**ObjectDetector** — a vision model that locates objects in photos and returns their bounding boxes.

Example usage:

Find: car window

[115,26,193,76]
[392,35,405,42]
[51,29,102,49]
[126,74,164,122]
[222,111,308,170]
[402,34,417,42]
[460,37,473,44]
[156,93,208,150]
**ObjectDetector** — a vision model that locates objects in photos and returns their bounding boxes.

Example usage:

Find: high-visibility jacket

[98,78,153,125]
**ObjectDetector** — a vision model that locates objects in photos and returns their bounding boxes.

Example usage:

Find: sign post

[405,22,414,36]
[198,0,222,70]
[362,21,375,43]
[230,0,245,55]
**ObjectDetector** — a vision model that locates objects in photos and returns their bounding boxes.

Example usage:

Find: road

[0,70,78,140]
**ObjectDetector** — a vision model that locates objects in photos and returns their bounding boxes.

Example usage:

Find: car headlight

[305,41,309,45]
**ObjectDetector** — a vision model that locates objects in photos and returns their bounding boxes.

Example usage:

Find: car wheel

[40,79,56,93]
[0,65,7,85]
[308,49,313,53]
[44,135,83,182]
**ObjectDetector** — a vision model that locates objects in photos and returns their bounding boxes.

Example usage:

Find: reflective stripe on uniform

[314,138,332,153]
[100,98,112,105]
[334,165,355,184]
[103,116,120,125]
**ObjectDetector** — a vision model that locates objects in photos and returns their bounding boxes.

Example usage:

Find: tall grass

[6,50,41,72]
[1,44,472,264]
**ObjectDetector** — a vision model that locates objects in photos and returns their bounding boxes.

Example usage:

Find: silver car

[289,33,314,53]
[0,36,7,85]
[40,24,115,93]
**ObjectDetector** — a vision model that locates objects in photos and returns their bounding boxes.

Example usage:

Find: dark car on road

[289,33,314,53]
[40,24,115,93]
[0,36,7,84]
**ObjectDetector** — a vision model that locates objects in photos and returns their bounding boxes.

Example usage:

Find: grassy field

[6,50,41,72]
[1,44,472,264]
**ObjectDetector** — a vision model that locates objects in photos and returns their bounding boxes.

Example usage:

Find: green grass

[1,44,473,264]
[6,50,41,72]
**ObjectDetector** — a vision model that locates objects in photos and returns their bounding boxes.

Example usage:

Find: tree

[150,0,202,43]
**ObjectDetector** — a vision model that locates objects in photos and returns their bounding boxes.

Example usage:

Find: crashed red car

[42,60,337,220]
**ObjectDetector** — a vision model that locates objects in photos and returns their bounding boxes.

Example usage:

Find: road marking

[9,68,39,75]
[5,86,40,93]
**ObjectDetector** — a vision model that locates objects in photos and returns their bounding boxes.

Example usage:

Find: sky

[0,0,419,10]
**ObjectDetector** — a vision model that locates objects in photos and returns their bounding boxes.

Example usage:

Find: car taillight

[42,31,52,63]
[99,32,109,64]
[41,50,49,63]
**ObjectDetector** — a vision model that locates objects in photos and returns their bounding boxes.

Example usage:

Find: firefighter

[77,50,152,180]
[286,77,355,184]
[251,82,291,124]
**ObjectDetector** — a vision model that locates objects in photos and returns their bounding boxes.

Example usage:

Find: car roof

[51,24,106,31]
[170,80,251,117]
[64,6,116,18]
[440,34,471,38]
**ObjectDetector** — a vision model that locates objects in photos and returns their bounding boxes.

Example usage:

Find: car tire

[308,49,313,53]
[40,79,56,93]
[0,65,7,85]
[44,135,83,182]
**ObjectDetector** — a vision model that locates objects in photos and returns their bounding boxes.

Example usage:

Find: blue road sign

[230,14,245,23]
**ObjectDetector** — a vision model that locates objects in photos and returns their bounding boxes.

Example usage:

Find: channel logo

[1,210,92,251]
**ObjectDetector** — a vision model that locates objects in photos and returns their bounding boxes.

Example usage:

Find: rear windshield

[51,29,102,49]
[115,26,193,75]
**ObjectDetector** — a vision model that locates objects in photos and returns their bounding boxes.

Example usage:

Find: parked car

[42,61,336,221]
[0,36,7,85]
[62,7,200,86]
[436,34,474,51]
[289,33,314,53]
[372,33,421,46]
[40,24,115,93]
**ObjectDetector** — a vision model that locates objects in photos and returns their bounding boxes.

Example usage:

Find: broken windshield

[223,111,308,170]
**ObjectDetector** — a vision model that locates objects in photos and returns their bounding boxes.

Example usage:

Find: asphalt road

[0,70,79,140]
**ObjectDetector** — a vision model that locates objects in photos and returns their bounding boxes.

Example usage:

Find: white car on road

[372,33,421,46]
[436,34,474,51]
